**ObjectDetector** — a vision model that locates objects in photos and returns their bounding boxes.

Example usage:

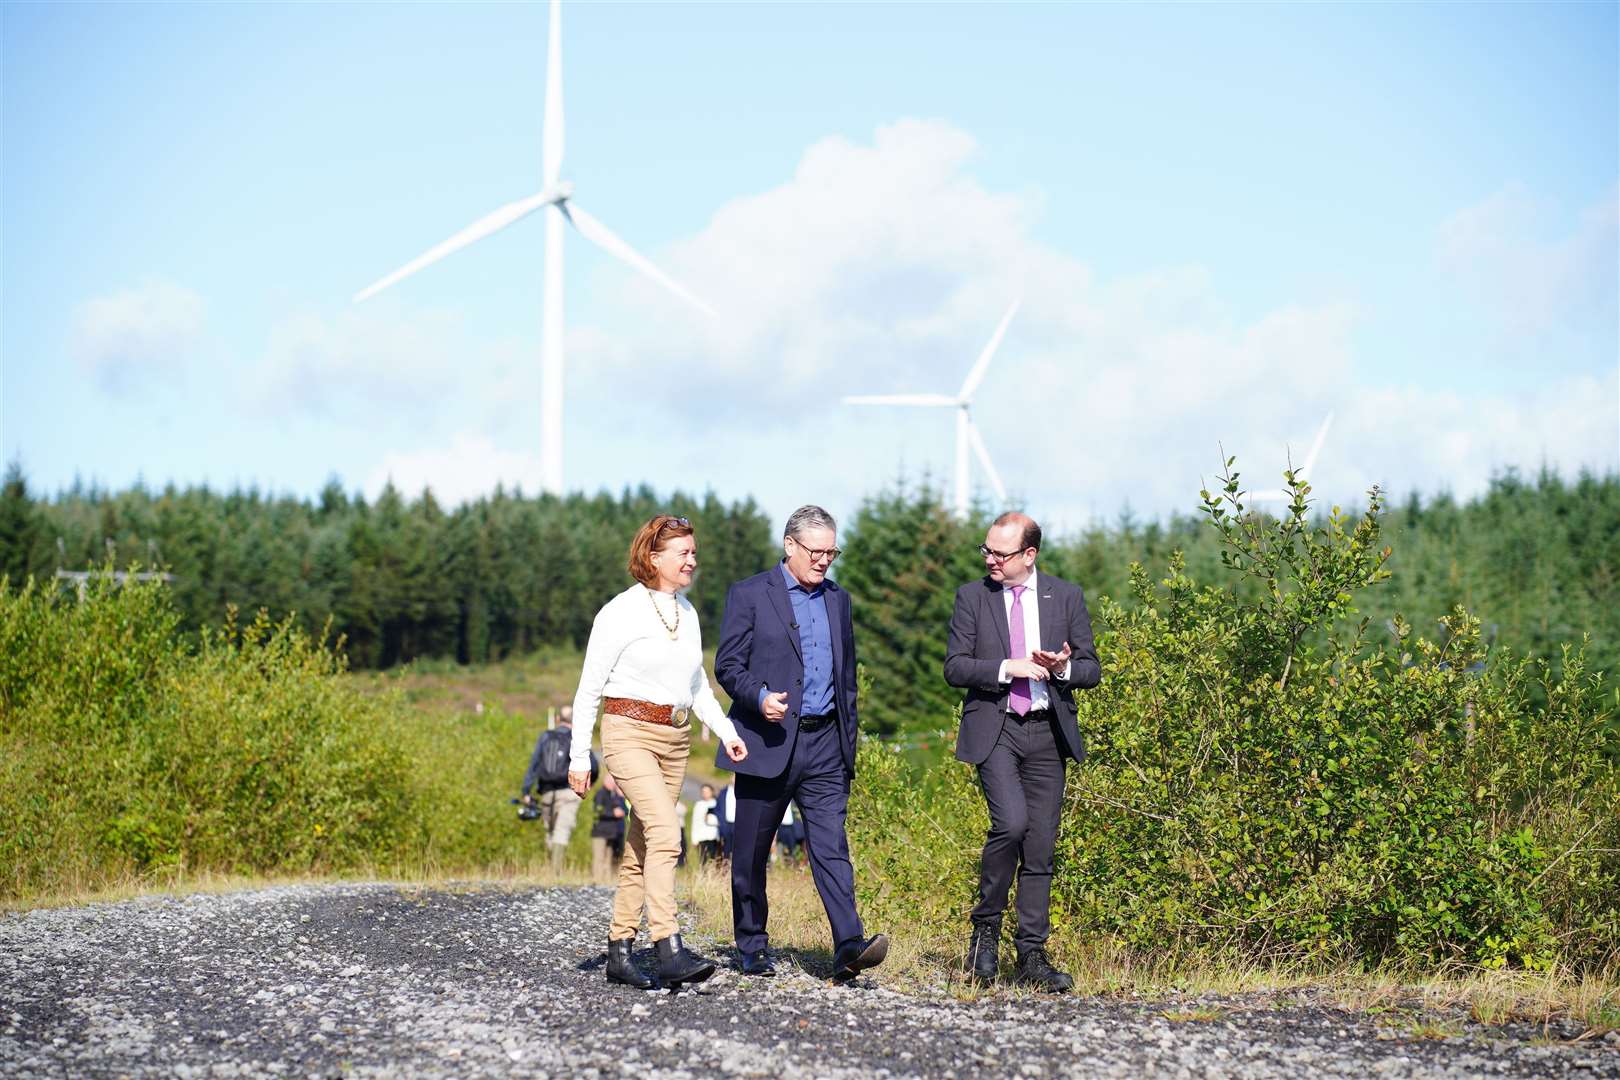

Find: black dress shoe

[1013,947,1073,993]
[739,949,776,977]
[833,933,889,981]
[654,932,716,987]
[606,937,657,990]
[965,920,999,985]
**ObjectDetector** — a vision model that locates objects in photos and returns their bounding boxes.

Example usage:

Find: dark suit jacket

[943,571,1101,766]
[714,564,859,780]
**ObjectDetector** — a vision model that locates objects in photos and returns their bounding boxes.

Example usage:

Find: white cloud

[1438,183,1619,336]
[325,122,1615,528]
[247,300,537,437]
[556,120,1618,527]
[365,433,545,506]
[71,279,205,394]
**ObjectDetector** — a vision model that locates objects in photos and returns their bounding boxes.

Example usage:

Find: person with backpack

[519,705,584,870]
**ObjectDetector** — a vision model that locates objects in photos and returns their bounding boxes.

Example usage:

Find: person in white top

[690,783,720,864]
[567,514,747,991]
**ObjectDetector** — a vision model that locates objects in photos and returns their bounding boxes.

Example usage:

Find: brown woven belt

[604,696,691,727]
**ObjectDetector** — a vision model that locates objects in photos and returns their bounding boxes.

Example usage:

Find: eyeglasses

[658,516,691,531]
[789,537,841,564]
[978,543,1027,563]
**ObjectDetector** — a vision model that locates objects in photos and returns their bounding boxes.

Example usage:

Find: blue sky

[4,1,1616,533]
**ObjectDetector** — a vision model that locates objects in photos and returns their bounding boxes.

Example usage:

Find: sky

[3,1,1616,535]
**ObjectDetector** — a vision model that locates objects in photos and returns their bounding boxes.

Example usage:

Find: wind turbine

[1248,412,1335,505]
[844,299,1020,518]
[353,0,718,497]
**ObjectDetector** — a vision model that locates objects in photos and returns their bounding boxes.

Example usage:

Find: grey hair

[784,504,837,541]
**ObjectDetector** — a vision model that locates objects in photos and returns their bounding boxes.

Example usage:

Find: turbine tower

[844,299,1021,518]
[1248,412,1335,505]
[354,0,717,496]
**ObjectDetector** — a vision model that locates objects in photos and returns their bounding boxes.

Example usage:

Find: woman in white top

[567,514,747,989]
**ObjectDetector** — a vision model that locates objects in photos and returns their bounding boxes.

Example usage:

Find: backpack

[534,729,571,787]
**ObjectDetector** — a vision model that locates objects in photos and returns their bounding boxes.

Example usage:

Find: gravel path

[2,883,1615,1078]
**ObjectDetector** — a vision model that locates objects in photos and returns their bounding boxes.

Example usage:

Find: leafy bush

[849,464,1619,973]
[0,573,424,898]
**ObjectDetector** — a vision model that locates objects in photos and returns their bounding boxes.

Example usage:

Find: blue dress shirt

[758,561,836,717]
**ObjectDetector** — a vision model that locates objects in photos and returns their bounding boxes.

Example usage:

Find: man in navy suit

[714,504,887,980]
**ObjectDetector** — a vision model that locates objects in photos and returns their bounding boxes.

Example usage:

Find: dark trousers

[731,721,864,954]
[973,710,1067,956]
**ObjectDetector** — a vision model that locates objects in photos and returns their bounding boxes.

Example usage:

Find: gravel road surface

[2,883,1615,1078]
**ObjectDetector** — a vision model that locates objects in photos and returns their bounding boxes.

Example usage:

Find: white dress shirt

[569,584,739,771]
[995,568,1070,711]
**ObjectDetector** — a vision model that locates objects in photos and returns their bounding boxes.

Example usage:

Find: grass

[14,644,1616,1039]
[352,646,738,790]
[684,865,1620,1034]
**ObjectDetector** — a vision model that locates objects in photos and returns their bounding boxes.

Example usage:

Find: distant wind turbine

[1248,412,1335,505]
[353,0,718,496]
[844,299,1021,518]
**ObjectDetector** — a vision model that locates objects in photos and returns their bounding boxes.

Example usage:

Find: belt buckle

[671,707,690,727]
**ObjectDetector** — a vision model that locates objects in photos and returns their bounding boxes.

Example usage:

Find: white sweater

[568,584,739,771]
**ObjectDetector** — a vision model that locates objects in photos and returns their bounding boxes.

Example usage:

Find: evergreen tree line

[839,467,1619,735]
[1,464,1614,733]
[0,469,777,670]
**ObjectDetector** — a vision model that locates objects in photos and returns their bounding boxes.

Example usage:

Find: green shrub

[849,464,1619,973]
[0,573,424,898]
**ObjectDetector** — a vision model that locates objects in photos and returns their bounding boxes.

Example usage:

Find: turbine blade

[543,0,564,189]
[965,419,1008,502]
[354,191,553,302]
[842,394,960,407]
[563,203,719,319]
[1299,411,1335,478]
[958,297,1021,400]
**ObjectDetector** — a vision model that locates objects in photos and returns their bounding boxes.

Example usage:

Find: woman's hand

[723,739,749,763]
[567,769,592,798]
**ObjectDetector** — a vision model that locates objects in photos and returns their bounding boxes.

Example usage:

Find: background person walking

[518,705,584,871]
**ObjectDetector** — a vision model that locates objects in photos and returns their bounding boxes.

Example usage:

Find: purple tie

[1008,585,1030,715]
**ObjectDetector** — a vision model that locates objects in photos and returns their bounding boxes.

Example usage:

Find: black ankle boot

[606,937,656,990]
[966,920,1000,985]
[654,932,716,987]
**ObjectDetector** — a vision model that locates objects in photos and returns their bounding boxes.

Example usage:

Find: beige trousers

[600,712,690,940]
[538,787,581,866]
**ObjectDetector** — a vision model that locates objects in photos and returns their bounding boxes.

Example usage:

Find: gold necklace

[647,587,680,640]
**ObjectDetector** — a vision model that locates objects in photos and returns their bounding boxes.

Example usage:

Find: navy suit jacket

[943,572,1101,766]
[714,564,859,780]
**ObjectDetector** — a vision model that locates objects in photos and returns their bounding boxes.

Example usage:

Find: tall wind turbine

[844,299,1021,518]
[353,0,717,496]
[1248,412,1335,505]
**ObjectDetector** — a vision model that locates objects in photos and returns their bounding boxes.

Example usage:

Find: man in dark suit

[715,504,887,981]
[944,511,1101,992]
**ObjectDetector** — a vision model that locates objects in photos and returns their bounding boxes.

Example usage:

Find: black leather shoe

[833,933,889,981]
[739,949,776,977]
[654,932,716,987]
[965,921,999,985]
[606,937,656,990]
[1013,947,1073,993]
